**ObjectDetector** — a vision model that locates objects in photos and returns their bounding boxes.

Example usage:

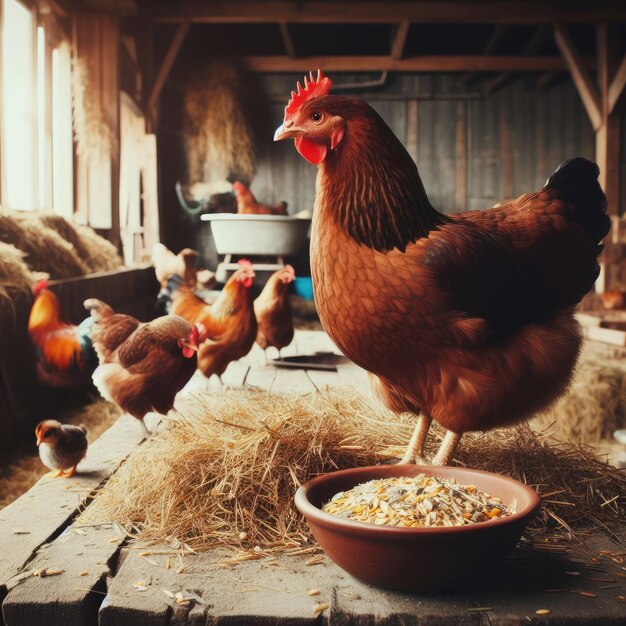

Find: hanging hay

[532,354,626,444]
[183,63,258,187]
[0,211,89,278]
[38,213,123,273]
[81,388,626,553]
[0,242,39,319]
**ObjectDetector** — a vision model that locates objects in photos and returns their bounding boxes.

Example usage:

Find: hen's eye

[311,111,323,123]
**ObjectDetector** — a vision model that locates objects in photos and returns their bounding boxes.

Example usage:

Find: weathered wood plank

[2,524,126,626]
[100,534,626,625]
[0,413,151,611]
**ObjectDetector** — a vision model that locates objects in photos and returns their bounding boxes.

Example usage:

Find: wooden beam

[147,18,190,115]
[390,20,410,61]
[459,24,508,87]
[608,54,626,114]
[553,23,602,131]
[279,21,296,59]
[243,55,592,73]
[596,22,622,217]
[485,24,550,94]
[148,2,626,24]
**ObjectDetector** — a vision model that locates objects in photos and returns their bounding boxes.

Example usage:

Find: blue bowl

[293,276,314,300]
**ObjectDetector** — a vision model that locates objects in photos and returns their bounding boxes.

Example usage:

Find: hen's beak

[274,123,300,142]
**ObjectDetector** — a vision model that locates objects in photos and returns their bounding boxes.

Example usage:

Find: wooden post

[554,22,624,216]
[596,22,622,218]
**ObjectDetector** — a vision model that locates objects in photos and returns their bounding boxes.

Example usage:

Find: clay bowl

[295,465,540,592]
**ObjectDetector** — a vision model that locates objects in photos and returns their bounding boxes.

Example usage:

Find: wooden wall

[251,73,596,216]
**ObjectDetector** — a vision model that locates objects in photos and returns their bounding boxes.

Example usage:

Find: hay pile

[0,210,89,278]
[38,213,123,273]
[82,388,626,553]
[533,355,626,443]
[0,210,122,278]
[183,63,258,186]
[0,242,40,318]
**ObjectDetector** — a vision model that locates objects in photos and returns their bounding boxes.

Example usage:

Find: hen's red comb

[285,70,332,116]
[238,258,253,270]
[33,279,49,295]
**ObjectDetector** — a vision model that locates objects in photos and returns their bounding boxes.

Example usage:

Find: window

[51,42,73,217]
[1,1,73,214]
[1,0,36,210]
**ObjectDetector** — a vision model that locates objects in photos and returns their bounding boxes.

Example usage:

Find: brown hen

[254,265,296,358]
[170,260,257,382]
[274,71,610,465]
[84,299,200,436]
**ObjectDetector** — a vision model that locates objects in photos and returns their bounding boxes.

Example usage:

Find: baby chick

[35,420,88,478]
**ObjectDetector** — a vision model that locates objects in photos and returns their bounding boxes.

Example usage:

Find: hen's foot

[46,469,65,478]
[65,465,77,478]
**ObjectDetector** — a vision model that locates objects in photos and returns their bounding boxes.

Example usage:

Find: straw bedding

[82,387,626,553]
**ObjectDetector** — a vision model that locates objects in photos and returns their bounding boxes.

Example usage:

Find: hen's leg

[432,430,462,466]
[65,465,77,478]
[399,414,432,464]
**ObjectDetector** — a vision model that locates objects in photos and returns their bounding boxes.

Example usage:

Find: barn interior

[1,1,626,623]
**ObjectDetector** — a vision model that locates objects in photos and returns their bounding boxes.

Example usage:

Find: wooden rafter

[459,25,508,87]
[243,55,592,73]
[608,54,626,114]
[553,23,602,130]
[279,22,296,59]
[147,19,190,115]
[147,1,626,24]
[485,24,550,94]
[390,20,410,61]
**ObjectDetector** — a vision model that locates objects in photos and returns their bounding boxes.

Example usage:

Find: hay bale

[83,388,626,553]
[74,224,123,273]
[0,242,37,319]
[38,212,123,273]
[533,354,626,443]
[183,63,258,186]
[0,211,89,278]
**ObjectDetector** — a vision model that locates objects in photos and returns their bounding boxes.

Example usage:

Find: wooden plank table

[2,331,625,625]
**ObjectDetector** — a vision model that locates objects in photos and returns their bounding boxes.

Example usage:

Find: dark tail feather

[544,157,610,244]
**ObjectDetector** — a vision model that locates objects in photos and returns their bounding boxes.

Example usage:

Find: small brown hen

[170,259,257,382]
[275,71,610,466]
[84,299,200,436]
[233,181,288,215]
[254,265,296,358]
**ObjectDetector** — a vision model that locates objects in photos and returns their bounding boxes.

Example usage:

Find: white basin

[201,213,311,256]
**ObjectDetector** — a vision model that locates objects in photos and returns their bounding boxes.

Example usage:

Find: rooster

[170,259,257,382]
[84,299,201,436]
[274,70,610,466]
[28,279,97,388]
[254,265,296,359]
[233,181,288,215]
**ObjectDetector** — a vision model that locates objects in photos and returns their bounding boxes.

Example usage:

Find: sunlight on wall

[1,0,35,210]
[52,43,73,218]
